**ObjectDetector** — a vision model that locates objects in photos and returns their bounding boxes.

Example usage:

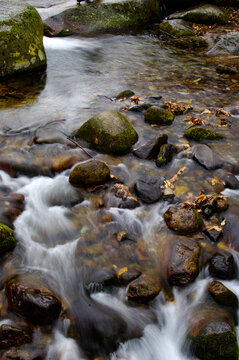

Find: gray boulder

[207,32,239,56]
[0,1,47,78]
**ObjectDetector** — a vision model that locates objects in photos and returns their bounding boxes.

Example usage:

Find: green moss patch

[0,223,17,254]
[184,127,224,140]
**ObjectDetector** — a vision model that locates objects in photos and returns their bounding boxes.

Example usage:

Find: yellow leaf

[221,219,226,226]
[118,267,128,276]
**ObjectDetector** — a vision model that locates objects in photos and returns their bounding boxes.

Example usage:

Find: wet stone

[144,106,175,126]
[156,143,176,167]
[214,169,239,190]
[159,19,195,37]
[204,226,223,242]
[0,324,32,349]
[0,223,17,254]
[164,204,203,234]
[107,183,140,209]
[192,144,224,170]
[69,159,110,187]
[127,274,161,303]
[133,132,168,160]
[184,127,224,141]
[208,280,238,309]
[209,251,236,280]
[118,268,141,286]
[1,349,45,360]
[116,89,135,99]
[134,174,164,204]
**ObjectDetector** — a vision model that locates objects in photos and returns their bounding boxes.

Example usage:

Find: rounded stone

[0,223,17,254]
[164,204,203,234]
[144,106,175,125]
[69,159,110,187]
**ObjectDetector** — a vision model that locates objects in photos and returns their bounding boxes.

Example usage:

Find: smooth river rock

[164,204,203,234]
[192,144,224,170]
[0,1,46,78]
[69,159,110,187]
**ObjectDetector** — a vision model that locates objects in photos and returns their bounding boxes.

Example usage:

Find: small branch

[66,136,94,159]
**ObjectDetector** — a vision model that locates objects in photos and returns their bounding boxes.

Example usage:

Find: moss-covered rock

[44,0,163,36]
[169,4,228,25]
[208,280,238,308]
[75,111,138,154]
[164,204,203,234]
[0,1,47,78]
[69,159,110,187]
[116,89,135,99]
[0,223,17,254]
[159,19,195,37]
[184,127,224,140]
[156,143,175,167]
[144,106,175,125]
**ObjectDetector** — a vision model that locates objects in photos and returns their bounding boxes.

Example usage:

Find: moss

[116,89,135,99]
[193,209,203,227]
[191,36,208,48]
[0,223,17,254]
[144,106,174,125]
[184,127,224,140]
[157,155,167,165]
[159,19,194,37]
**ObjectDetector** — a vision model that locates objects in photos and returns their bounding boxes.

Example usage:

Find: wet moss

[144,106,175,125]
[184,127,224,140]
[0,223,17,254]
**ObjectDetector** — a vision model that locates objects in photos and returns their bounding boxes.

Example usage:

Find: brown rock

[0,324,32,349]
[164,204,203,234]
[127,274,161,303]
[208,280,238,308]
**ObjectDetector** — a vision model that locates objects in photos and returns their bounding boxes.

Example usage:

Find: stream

[0,1,239,359]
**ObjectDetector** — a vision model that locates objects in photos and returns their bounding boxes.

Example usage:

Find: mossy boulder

[0,1,47,78]
[116,89,135,99]
[75,111,138,154]
[159,19,195,37]
[156,143,175,167]
[144,106,175,125]
[184,127,224,140]
[164,204,203,234]
[44,0,163,36]
[169,4,228,25]
[208,280,238,308]
[69,159,110,187]
[0,223,17,254]
[189,305,238,360]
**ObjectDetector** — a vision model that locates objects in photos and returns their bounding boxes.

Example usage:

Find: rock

[214,196,228,212]
[209,251,236,280]
[184,127,224,140]
[214,169,239,190]
[133,133,168,160]
[75,111,138,154]
[107,184,140,209]
[156,143,176,167]
[69,159,110,187]
[127,274,161,303]
[164,204,203,234]
[0,1,46,78]
[189,305,238,360]
[144,106,175,125]
[1,349,45,360]
[0,223,17,254]
[159,19,195,37]
[116,89,135,99]
[0,324,32,349]
[0,193,25,228]
[169,4,228,25]
[44,0,163,36]
[216,65,238,75]
[207,32,239,56]
[167,237,200,286]
[192,144,224,170]
[51,154,83,173]
[208,280,238,309]
[118,268,141,286]
[204,225,223,242]
[5,275,62,325]
[134,174,164,204]
[130,102,167,112]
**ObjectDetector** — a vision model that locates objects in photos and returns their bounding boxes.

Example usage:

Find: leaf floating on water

[163,101,193,115]
[130,96,140,104]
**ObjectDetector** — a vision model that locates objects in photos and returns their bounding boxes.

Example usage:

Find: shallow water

[0,2,239,359]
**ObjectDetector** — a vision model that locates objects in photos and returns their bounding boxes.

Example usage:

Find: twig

[65,135,94,159]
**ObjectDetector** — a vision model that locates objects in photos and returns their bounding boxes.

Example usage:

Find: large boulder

[44,0,163,36]
[169,4,228,25]
[0,1,46,78]
[0,223,17,254]
[164,204,203,234]
[207,32,239,56]
[75,111,138,154]
[69,159,110,187]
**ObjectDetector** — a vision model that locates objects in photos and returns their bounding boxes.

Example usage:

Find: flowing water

[0,1,239,359]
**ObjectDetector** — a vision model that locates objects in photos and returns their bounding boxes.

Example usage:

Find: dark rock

[207,32,239,56]
[134,174,164,204]
[75,111,138,154]
[216,65,238,75]
[133,133,168,160]
[69,159,110,187]
[204,226,223,242]
[208,280,238,309]
[164,204,203,234]
[156,143,176,167]
[5,275,62,325]
[214,195,228,212]
[116,89,135,99]
[0,193,25,229]
[118,268,141,285]
[192,144,224,170]
[184,127,224,140]
[0,324,32,349]
[144,106,175,125]
[130,102,167,112]
[189,305,238,360]
[1,349,45,360]
[159,19,195,37]
[167,237,200,286]
[209,251,236,280]
[0,223,17,254]
[215,169,239,190]
[127,274,161,303]
[106,184,140,209]
[169,4,228,25]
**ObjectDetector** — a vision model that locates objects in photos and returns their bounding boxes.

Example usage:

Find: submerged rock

[5,275,62,325]
[116,89,135,99]
[135,174,164,204]
[169,4,228,25]
[209,251,236,280]
[189,305,238,360]
[107,183,140,209]
[44,0,163,36]
[167,237,200,286]
[0,324,32,349]
[133,132,168,160]
[164,204,203,234]
[127,274,161,303]
[75,111,138,154]
[159,19,195,37]
[215,169,239,190]
[207,32,239,56]
[208,280,238,309]
[0,1,46,78]
[192,144,224,170]
[69,159,110,187]
[0,223,17,254]
[184,127,224,140]
[144,106,175,125]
